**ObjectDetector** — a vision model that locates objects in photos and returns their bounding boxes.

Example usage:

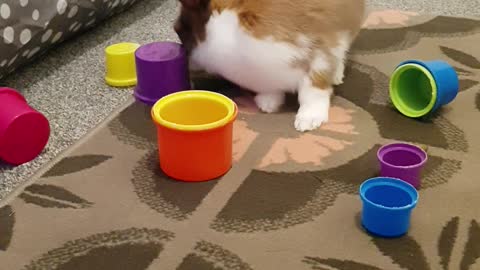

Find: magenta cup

[134,41,191,106]
[0,88,50,165]
[377,143,428,189]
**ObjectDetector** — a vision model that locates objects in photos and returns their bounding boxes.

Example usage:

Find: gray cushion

[0,0,141,80]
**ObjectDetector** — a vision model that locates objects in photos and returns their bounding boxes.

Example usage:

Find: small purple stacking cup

[377,143,428,189]
[134,42,191,105]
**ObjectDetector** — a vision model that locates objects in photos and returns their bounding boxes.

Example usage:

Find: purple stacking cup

[134,42,191,105]
[377,143,428,189]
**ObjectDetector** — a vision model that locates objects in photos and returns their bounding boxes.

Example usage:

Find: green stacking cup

[390,60,459,118]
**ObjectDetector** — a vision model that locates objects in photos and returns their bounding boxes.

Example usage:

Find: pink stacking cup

[0,88,50,165]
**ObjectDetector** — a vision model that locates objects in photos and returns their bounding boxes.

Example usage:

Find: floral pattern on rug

[304,217,480,270]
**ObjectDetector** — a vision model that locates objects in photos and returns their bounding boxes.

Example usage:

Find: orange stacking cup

[151,90,238,182]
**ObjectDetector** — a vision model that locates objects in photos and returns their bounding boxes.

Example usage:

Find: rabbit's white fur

[175,0,364,131]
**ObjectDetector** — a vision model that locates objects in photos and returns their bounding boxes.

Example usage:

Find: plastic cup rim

[360,177,419,211]
[0,87,27,103]
[377,142,428,169]
[105,42,140,56]
[135,41,185,63]
[389,63,438,118]
[151,90,237,132]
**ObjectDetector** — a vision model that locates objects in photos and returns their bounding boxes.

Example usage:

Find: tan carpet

[0,11,479,270]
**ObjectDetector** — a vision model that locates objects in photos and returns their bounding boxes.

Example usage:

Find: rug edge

[0,97,136,207]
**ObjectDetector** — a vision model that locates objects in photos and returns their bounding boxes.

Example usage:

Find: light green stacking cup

[389,60,459,118]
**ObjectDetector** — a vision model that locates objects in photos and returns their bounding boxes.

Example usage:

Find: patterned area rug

[1,11,479,270]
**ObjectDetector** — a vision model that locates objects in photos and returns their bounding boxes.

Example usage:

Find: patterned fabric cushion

[0,0,141,80]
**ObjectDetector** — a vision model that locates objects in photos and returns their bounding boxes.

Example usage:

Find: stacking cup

[390,60,459,118]
[0,87,50,165]
[360,177,419,237]
[377,143,427,189]
[151,90,237,181]
[134,42,191,105]
[105,42,140,87]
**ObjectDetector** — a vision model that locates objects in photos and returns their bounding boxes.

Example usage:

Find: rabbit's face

[174,0,211,55]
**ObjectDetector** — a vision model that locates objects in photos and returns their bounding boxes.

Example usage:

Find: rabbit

[174,0,365,131]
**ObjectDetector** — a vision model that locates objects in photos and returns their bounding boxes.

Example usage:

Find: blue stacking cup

[390,60,459,118]
[360,177,419,237]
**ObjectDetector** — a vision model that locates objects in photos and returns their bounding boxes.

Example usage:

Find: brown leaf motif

[108,102,157,150]
[211,169,329,233]
[304,257,384,270]
[373,235,430,270]
[439,46,480,109]
[459,79,479,92]
[440,46,479,92]
[0,205,15,251]
[454,66,474,76]
[131,151,218,221]
[439,217,459,270]
[19,184,93,209]
[304,217,480,270]
[178,241,253,270]
[178,254,223,270]
[43,155,112,178]
[353,16,480,55]
[440,46,480,70]
[460,220,480,270]
[477,93,480,111]
[23,228,174,270]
